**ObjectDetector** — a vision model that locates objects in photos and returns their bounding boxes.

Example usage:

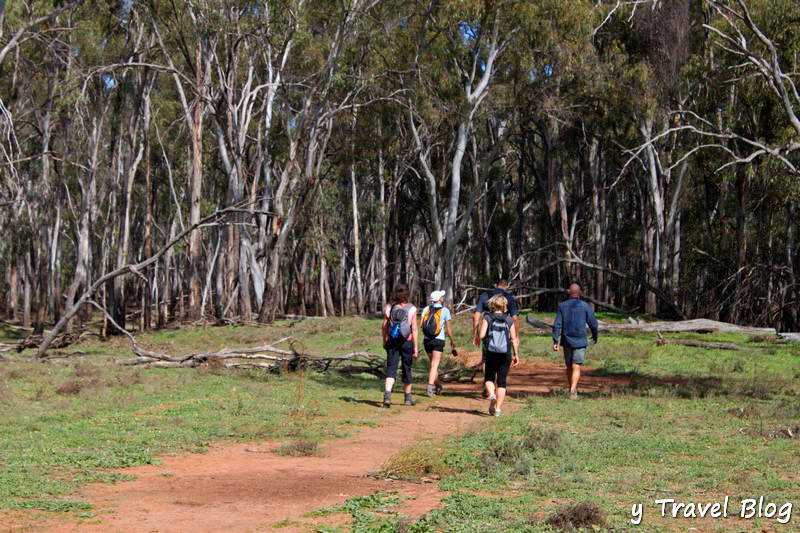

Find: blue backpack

[388,304,412,340]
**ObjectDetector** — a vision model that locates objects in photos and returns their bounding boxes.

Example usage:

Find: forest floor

[1,313,800,531]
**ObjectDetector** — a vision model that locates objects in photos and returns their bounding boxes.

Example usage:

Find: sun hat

[429,290,446,302]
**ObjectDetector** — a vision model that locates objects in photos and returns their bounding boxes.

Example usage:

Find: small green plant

[276,439,319,457]
[8,499,92,512]
[312,491,403,516]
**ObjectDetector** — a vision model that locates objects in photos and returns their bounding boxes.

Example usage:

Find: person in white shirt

[419,290,457,397]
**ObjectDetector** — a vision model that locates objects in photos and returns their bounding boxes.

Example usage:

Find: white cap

[429,290,446,302]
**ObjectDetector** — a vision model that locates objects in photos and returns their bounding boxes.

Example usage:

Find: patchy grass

[0,319,415,514]
[374,313,800,531]
[309,491,406,532]
[3,311,800,531]
[276,439,320,457]
[380,444,453,482]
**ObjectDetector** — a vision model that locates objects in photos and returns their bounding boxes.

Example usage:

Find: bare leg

[428,350,442,385]
[385,377,395,392]
[565,365,572,390]
[484,380,496,399]
[570,364,581,393]
[496,387,507,409]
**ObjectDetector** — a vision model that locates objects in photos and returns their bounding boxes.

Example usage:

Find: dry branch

[120,336,386,376]
[778,333,800,343]
[526,316,777,336]
[16,330,87,353]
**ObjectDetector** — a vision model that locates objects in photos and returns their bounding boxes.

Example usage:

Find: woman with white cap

[419,290,457,397]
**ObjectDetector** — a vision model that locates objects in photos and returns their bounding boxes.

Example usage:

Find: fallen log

[526,316,552,329]
[120,336,387,377]
[778,333,800,343]
[17,330,88,353]
[617,319,775,335]
[526,316,777,336]
[656,333,743,351]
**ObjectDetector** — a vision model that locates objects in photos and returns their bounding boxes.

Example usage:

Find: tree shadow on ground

[585,367,790,400]
[425,405,491,417]
[338,396,385,408]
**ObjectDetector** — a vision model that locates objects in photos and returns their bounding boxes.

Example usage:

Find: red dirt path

[3,361,628,532]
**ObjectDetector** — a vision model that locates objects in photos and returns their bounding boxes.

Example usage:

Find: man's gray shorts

[564,346,586,366]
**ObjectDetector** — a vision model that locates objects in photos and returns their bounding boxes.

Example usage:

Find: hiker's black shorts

[385,340,414,384]
[423,338,445,354]
[484,350,512,388]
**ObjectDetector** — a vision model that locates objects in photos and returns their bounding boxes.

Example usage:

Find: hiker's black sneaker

[383,391,392,407]
[404,393,416,406]
[435,383,443,395]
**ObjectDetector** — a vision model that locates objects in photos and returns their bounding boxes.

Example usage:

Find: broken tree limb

[36,202,268,359]
[110,315,386,375]
[526,316,777,336]
[121,345,386,376]
[84,300,387,376]
[656,332,743,351]
[526,316,553,329]
[778,333,800,343]
[610,319,776,335]
[16,330,88,353]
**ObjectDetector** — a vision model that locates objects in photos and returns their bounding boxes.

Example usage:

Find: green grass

[0,318,421,514]
[3,312,800,531]
[309,491,406,532]
[377,320,800,531]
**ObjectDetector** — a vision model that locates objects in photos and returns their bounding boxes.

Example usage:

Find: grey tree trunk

[350,159,364,313]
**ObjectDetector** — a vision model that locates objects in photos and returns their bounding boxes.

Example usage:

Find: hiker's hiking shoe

[426,384,435,397]
[488,395,497,416]
[570,390,579,401]
[404,393,416,406]
[435,383,443,395]
[383,391,392,407]
[494,409,502,417]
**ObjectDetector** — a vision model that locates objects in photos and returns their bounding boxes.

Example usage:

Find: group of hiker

[381,280,599,415]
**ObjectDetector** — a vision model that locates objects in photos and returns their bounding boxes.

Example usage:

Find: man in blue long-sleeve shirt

[552,283,598,400]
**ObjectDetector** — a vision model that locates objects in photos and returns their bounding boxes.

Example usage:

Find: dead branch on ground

[119,338,386,376]
[526,316,777,336]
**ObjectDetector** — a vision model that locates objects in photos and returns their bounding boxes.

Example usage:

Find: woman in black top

[479,294,520,416]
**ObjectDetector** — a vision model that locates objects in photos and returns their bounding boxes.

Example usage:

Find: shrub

[545,501,605,531]
[56,380,84,395]
[276,439,319,457]
[381,445,451,481]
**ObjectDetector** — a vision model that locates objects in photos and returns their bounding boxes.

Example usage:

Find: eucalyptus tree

[400,0,525,304]
[256,0,382,323]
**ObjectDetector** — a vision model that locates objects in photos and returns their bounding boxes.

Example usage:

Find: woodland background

[0,0,798,337]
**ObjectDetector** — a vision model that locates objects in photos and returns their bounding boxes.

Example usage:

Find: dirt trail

[13,362,628,532]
